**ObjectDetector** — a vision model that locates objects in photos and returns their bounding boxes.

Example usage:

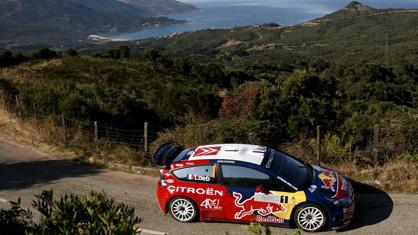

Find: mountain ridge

[0,0,196,49]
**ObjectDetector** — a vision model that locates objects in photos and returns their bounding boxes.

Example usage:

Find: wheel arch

[290,201,330,229]
[166,196,200,220]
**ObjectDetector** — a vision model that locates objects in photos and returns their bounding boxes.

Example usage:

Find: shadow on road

[0,159,103,190]
[338,179,393,232]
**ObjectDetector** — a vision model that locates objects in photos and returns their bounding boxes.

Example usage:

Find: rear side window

[172,165,216,183]
[220,165,272,188]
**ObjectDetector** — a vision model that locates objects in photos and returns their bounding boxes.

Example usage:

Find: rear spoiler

[152,142,185,168]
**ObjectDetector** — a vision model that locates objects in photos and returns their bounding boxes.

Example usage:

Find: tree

[32,48,59,60]
[64,48,78,57]
[119,46,131,60]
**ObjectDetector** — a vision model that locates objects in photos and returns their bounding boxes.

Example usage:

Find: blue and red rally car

[153,143,355,232]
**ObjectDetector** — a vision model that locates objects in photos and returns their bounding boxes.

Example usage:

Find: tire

[294,203,327,232]
[169,197,198,223]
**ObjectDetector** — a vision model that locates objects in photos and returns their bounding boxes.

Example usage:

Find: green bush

[32,190,141,235]
[0,190,141,235]
[0,199,33,235]
[243,221,271,235]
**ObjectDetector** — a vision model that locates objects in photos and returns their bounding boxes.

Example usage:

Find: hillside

[118,1,418,71]
[117,0,196,15]
[0,1,416,173]
[0,0,196,50]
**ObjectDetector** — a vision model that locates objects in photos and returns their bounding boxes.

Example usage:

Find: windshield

[269,149,310,189]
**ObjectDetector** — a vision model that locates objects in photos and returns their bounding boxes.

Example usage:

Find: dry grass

[0,109,76,159]
[328,160,418,193]
[1,107,416,193]
[0,108,146,165]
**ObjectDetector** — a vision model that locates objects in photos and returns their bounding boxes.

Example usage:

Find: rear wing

[152,142,185,168]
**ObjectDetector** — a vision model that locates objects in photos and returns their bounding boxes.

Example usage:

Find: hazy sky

[181,0,418,14]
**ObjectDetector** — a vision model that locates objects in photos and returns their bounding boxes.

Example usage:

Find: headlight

[333,197,353,207]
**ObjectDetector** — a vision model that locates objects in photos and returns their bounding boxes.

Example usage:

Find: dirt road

[0,138,417,235]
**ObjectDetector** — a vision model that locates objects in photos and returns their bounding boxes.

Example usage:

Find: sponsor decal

[187,174,211,182]
[200,199,222,210]
[256,215,285,224]
[167,186,223,196]
[233,192,287,219]
[252,146,267,154]
[319,170,337,192]
[308,185,317,193]
[254,193,288,204]
[193,147,221,157]
[166,179,174,184]
[265,152,274,168]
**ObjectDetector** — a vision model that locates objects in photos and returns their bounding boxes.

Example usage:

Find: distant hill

[121,1,418,69]
[117,0,196,15]
[0,0,196,50]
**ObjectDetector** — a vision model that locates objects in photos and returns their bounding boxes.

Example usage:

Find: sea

[105,0,418,40]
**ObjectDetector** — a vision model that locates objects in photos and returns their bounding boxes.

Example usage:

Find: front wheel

[294,203,327,232]
[169,197,198,223]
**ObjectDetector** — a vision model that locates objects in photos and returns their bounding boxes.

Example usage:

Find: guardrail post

[373,124,379,163]
[94,121,98,144]
[15,95,22,117]
[144,122,148,152]
[62,113,67,145]
[33,103,38,120]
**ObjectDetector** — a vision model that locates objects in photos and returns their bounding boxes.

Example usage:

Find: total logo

[319,170,337,192]
[200,199,222,210]
[233,192,287,219]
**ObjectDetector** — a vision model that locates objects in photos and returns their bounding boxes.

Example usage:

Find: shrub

[0,190,141,235]
[32,190,141,234]
[0,199,33,235]
[243,221,271,235]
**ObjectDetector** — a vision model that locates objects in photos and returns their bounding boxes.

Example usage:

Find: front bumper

[331,197,355,230]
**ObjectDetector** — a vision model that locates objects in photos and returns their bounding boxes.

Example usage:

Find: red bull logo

[319,170,337,192]
[233,192,287,219]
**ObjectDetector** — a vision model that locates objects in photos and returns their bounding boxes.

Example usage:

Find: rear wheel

[169,197,198,223]
[294,203,327,232]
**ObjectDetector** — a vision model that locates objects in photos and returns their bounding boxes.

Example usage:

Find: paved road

[1,138,417,235]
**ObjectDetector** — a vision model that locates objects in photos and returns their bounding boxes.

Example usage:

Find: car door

[218,163,287,223]
[171,164,226,220]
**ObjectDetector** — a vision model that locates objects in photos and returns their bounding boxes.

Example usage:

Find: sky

[180,0,418,14]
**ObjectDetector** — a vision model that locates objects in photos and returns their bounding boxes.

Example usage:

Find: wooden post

[317,126,321,166]
[199,124,204,144]
[62,113,67,145]
[373,124,379,163]
[15,95,22,117]
[144,122,148,152]
[0,94,5,110]
[33,103,38,120]
[94,121,98,144]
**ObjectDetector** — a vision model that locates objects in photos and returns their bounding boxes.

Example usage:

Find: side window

[273,179,295,192]
[220,165,272,188]
[172,165,216,183]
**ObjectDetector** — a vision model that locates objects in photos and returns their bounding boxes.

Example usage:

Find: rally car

[153,143,355,232]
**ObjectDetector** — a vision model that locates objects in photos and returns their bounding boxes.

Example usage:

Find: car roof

[187,144,268,165]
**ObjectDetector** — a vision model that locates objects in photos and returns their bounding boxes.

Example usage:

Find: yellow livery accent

[271,191,307,220]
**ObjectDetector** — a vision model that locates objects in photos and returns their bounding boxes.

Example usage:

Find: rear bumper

[156,184,168,214]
